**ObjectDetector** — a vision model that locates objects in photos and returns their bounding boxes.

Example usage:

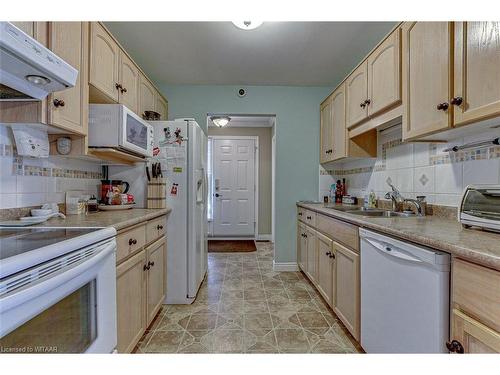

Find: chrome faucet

[385,182,426,216]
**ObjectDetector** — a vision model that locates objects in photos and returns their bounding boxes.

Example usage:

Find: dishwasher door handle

[362,237,423,263]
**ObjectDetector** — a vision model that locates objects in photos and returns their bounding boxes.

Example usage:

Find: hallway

[135,242,361,353]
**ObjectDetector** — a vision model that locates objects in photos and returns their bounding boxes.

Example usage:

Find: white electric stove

[0,226,117,353]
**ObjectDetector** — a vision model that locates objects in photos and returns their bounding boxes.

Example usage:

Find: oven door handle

[0,241,116,313]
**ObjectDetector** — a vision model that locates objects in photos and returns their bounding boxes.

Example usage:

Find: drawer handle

[157,224,164,230]
[446,340,464,354]
[329,253,335,259]
[53,98,65,107]
[298,213,303,216]
[143,264,150,271]
[450,96,463,106]
[129,238,137,246]
[306,216,312,220]
[437,102,449,111]
[326,251,332,256]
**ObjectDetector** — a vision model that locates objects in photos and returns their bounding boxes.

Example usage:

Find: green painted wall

[159,85,332,265]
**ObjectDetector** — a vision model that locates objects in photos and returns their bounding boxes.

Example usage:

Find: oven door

[119,107,152,157]
[0,239,116,354]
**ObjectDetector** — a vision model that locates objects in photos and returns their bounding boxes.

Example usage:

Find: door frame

[208,135,259,240]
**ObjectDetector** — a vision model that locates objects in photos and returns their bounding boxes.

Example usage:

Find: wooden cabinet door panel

[48,22,87,134]
[333,241,360,340]
[139,75,156,119]
[90,22,119,102]
[451,309,500,353]
[402,22,452,140]
[305,227,318,284]
[331,84,347,161]
[320,98,333,163]
[367,28,401,117]
[146,238,166,326]
[297,222,307,272]
[316,232,334,307]
[119,51,139,113]
[346,61,368,128]
[454,22,500,126]
[116,250,146,353]
[155,94,168,121]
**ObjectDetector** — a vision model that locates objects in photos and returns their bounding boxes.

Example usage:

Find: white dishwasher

[359,228,450,353]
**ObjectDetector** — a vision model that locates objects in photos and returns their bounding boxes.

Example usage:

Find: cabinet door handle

[360,102,366,108]
[120,87,128,94]
[306,216,312,220]
[298,212,303,216]
[437,102,449,111]
[129,238,137,246]
[329,253,335,259]
[143,264,150,271]
[115,83,123,90]
[450,96,463,106]
[53,99,65,107]
[157,224,163,230]
[446,340,464,354]
[325,251,332,256]
[148,261,155,268]
[364,99,371,106]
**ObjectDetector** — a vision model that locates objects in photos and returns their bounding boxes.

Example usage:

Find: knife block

[147,177,166,209]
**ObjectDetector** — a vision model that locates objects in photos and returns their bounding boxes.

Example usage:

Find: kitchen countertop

[297,202,500,271]
[27,208,171,232]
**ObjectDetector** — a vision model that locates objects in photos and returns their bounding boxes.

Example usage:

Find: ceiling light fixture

[211,116,231,128]
[232,21,263,31]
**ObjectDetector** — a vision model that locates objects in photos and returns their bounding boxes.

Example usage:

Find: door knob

[446,340,464,353]
[450,96,463,106]
[53,99,65,107]
[437,102,449,111]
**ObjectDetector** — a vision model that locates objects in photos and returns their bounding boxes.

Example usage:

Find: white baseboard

[256,234,272,241]
[273,260,299,272]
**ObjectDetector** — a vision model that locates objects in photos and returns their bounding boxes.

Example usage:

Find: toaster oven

[459,185,500,233]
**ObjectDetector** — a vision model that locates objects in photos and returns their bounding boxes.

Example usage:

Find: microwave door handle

[0,242,115,314]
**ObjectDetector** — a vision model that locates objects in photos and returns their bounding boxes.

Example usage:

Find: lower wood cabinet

[146,238,167,326]
[115,215,167,353]
[116,250,146,353]
[297,209,360,341]
[333,241,360,340]
[316,232,335,307]
[450,258,500,353]
[305,226,318,284]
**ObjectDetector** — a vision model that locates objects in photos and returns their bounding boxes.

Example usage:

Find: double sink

[327,205,416,218]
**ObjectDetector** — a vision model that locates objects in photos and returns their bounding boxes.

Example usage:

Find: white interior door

[213,138,255,236]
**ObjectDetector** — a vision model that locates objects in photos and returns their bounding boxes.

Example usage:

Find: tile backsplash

[0,126,102,209]
[320,125,500,207]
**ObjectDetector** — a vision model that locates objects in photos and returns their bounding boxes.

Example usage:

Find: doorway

[207,114,275,240]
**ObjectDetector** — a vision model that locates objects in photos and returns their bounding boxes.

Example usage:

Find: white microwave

[88,104,154,158]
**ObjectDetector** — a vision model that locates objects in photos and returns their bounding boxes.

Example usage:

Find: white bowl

[31,208,53,217]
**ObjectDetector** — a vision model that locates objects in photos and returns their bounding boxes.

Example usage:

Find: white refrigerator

[150,118,208,304]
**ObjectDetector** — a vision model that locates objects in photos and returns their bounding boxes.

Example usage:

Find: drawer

[316,213,359,252]
[298,207,316,226]
[452,258,500,332]
[116,224,146,263]
[146,215,166,244]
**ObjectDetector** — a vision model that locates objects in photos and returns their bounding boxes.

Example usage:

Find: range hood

[0,22,78,101]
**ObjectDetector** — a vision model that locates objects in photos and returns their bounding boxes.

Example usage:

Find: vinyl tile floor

[134,241,362,354]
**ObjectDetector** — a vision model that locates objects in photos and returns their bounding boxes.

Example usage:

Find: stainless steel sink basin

[324,205,360,212]
[347,209,415,218]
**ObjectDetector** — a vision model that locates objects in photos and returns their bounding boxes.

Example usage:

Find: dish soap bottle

[368,190,377,209]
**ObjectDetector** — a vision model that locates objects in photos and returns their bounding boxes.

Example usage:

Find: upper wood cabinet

[320,96,334,163]
[453,22,500,127]
[331,85,347,161]
[402,22,453,140]
[139,74,156,119]
[367,28,401,117]
[118,51,139,113]
[155,94,168,121]
[89,22,120,102]
[346,61,368,128]
[47,22,88,135]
